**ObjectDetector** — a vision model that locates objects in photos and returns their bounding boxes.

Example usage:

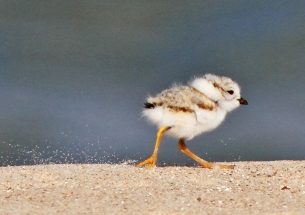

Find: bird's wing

[145,86,217,113]
[145,86,195,112]
[190,88,217,111]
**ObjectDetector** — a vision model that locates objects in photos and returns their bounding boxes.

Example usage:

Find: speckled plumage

[146,86,216,113]
[137,74,247,168]
[143,74,247,140]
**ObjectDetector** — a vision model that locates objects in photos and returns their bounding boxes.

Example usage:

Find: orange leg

[136,126,171,168]
[178,139,234,169]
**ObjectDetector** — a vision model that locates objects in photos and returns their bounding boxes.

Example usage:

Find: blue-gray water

[0,1,305,166]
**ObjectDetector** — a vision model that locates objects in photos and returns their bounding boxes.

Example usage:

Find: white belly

[143,107,226,140]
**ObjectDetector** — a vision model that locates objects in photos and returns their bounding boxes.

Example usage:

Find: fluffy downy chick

[138,74,248,169]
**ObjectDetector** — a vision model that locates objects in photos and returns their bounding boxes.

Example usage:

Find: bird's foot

[199,162,214,169]
[200,163,235,170]
[136,156,157,169]
[216,163,235,170]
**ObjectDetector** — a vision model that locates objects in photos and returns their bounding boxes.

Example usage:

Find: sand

[0,161,305,215]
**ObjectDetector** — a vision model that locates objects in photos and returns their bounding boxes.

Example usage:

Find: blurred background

[0,0,304,166]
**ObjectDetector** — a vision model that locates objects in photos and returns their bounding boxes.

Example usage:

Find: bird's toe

[217,163,235,170]
[136,156,157,169]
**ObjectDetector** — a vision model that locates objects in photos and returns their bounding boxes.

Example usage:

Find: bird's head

[190,74,248,112]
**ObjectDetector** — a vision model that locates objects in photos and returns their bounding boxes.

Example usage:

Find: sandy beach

[1,161,305,215]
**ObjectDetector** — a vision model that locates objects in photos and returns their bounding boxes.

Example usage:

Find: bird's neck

[190,78,221,102]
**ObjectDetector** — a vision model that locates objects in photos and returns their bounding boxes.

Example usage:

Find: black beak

[238,97,248,105]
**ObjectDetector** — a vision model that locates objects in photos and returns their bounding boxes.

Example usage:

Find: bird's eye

[227,90,234,95]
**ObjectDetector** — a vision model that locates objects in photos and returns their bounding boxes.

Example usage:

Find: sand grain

[1,161,305,214]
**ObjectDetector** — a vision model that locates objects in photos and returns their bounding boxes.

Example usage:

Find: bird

[136,74,248,169]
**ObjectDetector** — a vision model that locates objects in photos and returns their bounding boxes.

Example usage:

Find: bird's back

[143,85,223,140]
[145,85,216,112]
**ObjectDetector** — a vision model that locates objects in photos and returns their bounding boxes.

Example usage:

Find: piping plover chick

[137,74,248,169]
